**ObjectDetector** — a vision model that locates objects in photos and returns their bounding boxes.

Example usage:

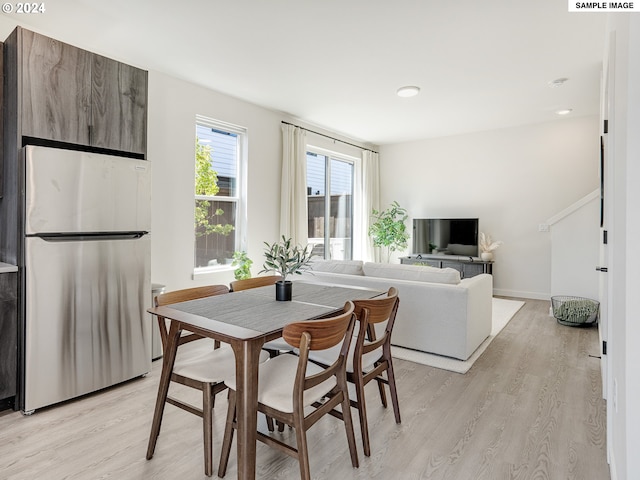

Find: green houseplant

[231,251,253,280]
[368,201,410,262]
[260,236,313,301]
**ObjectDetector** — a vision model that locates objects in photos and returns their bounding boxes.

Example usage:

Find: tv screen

[413,218,479,257]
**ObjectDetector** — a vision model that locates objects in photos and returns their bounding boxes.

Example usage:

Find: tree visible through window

[194,118,244,270]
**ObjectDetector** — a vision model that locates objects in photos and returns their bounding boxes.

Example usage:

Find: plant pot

[275,280,292,301]
[481,252,494,262]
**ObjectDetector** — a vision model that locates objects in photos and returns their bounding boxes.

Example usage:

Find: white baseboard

[609,449,617,480]
[493,288,550,300]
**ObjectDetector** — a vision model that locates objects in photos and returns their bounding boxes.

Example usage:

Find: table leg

[146,320,181,460]
[230,337,264,480]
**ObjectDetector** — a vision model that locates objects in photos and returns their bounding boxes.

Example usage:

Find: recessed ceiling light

[556,108,573,115]
[397,86,420,97]
[549,77,569,88]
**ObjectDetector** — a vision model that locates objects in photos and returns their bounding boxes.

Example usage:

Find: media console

[400,254,493,279]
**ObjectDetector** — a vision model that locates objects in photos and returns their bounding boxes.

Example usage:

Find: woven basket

[551,296,599,326]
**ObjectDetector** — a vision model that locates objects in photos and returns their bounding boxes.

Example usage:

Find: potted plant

[260,236,313,301]
[231,251,253,280]
[368,201,410,262]
[479,232,503,261]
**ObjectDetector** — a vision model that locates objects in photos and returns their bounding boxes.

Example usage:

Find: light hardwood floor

[0,299,609,480]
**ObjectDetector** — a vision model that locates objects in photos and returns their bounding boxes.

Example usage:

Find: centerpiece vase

[275,280,292,301]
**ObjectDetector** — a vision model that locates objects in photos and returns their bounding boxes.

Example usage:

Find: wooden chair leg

[354,374,371,457]
[376,376,388,408]
[218,390,237,478]
[203,383,214,477]
[147,323,180,461]
[386,359,401,424]
[266,415,275,432]
[294,419,311,480]
[340,389,360,468]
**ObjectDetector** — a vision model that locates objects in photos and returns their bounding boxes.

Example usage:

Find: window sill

[193,264,234,278]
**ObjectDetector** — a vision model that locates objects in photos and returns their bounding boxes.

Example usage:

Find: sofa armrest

[461,274,493,358]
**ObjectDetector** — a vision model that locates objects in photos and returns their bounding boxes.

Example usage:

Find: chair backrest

[229,275,283,292]
[283,301,356,351]
[154,284,229,347]
[282,301,356,397]
[155,284,230,307]
[352,287,399,361]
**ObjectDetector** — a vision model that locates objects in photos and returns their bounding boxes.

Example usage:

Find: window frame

[193,115,248,275]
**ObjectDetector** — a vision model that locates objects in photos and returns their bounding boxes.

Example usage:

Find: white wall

[549,194,600,300]
[146,76,373,292]
[379,116,600,299]
[147,71,284,291]
[625,17,640,479]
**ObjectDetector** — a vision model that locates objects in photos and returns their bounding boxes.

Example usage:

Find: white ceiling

[3,0,607,145]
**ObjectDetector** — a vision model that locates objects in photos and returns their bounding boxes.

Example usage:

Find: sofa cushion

[446,243,478,256]
[363,262,461,285]
[309,259,364,276]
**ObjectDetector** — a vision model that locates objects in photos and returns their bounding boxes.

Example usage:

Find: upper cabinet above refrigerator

[4,27,148,158]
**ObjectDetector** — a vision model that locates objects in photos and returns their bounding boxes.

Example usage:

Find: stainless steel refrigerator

[22,145,152,413]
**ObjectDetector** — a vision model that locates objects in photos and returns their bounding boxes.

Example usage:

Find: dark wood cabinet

[90,54,147,155]
[20,28,92,146]
[5,27,147,157]
[400,255,493,279]
[0,270,18,410]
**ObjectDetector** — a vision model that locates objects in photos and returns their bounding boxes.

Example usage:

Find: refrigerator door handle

[33,232,149,242]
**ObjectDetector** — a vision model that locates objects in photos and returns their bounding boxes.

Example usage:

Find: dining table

[146,281,384,480]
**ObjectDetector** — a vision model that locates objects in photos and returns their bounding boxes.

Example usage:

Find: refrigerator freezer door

[24,145,151,235]
[24,235,151,412]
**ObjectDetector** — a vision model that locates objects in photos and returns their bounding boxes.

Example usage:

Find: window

[306,150,354,260]
[194,116,246,271]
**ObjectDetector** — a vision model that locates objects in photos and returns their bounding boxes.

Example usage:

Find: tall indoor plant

[368,201,410,262]
[260,236,313,300]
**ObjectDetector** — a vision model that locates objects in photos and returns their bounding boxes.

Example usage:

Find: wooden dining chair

[217,302,360,480]
[229,274,282,292]
[307,287,401,457]
[147,284,269,477]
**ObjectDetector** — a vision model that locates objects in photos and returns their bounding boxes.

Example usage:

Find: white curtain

[359,150,380,262]
[279,124,308,245]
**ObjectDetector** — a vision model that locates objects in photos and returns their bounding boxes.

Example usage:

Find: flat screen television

[413,218,479,257]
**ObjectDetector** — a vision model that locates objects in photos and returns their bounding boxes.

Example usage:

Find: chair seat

[175,347,269,383]
[262,339,293,353]
[307,339,381,374]
[307,318,387,373]
[227,354,337,413]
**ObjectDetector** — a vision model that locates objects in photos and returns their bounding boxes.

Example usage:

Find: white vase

[481,252,494,262]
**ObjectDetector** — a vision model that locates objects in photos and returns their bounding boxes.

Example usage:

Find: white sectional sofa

[293,260,493,360]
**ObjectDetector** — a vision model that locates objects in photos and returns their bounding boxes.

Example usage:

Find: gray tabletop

[170,282,384,334]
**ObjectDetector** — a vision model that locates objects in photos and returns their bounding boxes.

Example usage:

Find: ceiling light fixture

[397,86,420,97]
[556,108,573,115]
[549,77,569,88]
